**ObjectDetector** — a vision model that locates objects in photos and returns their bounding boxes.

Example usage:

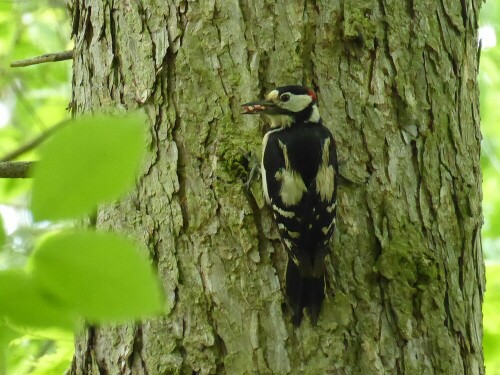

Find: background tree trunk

[69,0,484,374]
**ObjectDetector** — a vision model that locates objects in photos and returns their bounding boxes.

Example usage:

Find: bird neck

[293,103,320,124]
[308,104,320,123]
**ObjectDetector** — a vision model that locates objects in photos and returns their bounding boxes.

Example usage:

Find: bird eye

[280,93,291,102]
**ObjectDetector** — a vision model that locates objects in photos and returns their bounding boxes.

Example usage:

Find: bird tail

[286,258,325,326]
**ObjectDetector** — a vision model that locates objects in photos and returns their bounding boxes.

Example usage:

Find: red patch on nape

[307,89,317,102]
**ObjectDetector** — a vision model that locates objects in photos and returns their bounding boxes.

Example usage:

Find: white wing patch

[275,169,307,206]
[275,140,307,206]
[315,138,335,202]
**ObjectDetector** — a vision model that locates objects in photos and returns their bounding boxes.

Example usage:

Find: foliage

[31,230,163,322]
[477,2,500,374]
[0,114,165,374]
[0,2,76,373]
[480,0,500,260]
[0,270,75,329]
[3,328,73,375]
[0,2,167,373]
[484,265,500,374]
[0,216,4,246]
[1,1,165,371]
[0,0,71,202]
[31,114,147,220]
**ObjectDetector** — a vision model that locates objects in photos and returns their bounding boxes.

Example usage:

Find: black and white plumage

[242,85,338,325]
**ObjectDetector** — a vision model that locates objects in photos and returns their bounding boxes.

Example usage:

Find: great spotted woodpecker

[242,85,338,325]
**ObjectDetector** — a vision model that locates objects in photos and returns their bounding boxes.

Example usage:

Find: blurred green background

[480,1,500,372]
[0,1,74,373]
[0,0,499,373]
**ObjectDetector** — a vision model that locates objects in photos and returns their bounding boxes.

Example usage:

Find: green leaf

[14,332,74,375]
[0,323,20,373]
[31,230,164,323]
[4,328,73,375]
[31,114,146,221]
[0,270,75,329]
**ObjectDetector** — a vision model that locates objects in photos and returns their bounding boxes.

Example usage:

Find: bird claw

[245,162,260,193]
[240,149,260,193]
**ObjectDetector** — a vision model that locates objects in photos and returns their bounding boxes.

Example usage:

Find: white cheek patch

[315,138,335,202]
[282,94,313,113]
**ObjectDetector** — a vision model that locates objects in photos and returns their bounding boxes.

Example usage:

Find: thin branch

[0,161,34,178]
[10,50,74,68]
[0,119,71,162]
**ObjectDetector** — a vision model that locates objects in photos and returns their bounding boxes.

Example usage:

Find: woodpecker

[242,85,338,325]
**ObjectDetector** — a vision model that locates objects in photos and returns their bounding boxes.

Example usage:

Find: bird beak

[241,100,283,115]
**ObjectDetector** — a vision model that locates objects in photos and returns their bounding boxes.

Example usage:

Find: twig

[0,161,34,178]
[0,119,71,162]
[10,50,74,68]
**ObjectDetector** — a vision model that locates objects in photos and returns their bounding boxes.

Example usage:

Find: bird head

[242,85,320,126]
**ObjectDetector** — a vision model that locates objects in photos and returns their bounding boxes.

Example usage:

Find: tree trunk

[68,0,484,374]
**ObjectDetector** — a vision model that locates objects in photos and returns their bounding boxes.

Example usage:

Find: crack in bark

[309,0,320,92]
[128,326,149,374]
[107,2,125,104]
[300,0,313,86]
[439,0,465,34]
[422,51,435,133]
[377,0,397,76]
[169,74,189,231]
[83,5,94,46]
[472,227,484,297]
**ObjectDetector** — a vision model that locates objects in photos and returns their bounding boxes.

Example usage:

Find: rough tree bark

[68,0,484,374]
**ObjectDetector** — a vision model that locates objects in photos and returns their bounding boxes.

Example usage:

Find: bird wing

[262,127,337,276]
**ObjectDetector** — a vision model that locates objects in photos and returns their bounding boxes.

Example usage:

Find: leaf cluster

[0,114,165,374]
